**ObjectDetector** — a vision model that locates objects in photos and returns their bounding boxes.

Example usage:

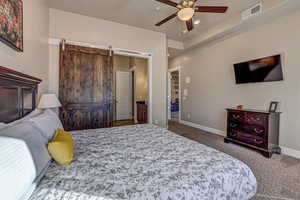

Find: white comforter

[30,125,257,200]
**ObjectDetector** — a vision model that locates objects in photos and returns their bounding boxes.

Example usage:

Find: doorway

[168,67,181,122]
[114,55,149,126]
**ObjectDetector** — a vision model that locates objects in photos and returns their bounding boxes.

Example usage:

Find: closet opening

[168,67,181,122]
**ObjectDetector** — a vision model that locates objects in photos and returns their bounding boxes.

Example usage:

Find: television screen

[234,55,283,84]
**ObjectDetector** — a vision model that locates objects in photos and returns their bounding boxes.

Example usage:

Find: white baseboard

[179,120,300,160]
[179,120,226,137]
[281,146,300,159]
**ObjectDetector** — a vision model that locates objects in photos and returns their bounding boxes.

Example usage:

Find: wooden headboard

[0,66,42,123]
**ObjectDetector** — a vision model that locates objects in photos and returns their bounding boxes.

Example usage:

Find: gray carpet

[168,121,300,200]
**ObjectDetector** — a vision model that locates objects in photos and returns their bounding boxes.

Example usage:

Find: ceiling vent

[241,2,262,20]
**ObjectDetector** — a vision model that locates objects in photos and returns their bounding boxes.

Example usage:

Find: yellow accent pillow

[48,129,74,165]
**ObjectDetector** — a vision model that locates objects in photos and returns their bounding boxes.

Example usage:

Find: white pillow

[0,137,36,200]
[29,109,64,142]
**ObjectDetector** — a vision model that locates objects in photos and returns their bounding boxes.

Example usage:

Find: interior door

[116,71,133,120]
[59,44,113,131]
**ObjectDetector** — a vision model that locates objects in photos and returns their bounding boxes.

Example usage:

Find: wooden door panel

[59,44,113,131]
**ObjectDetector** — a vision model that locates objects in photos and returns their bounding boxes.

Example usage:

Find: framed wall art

[0,0,23,52]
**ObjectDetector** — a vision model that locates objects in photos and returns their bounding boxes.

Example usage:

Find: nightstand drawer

[228,129,239,139]
[228,121,242,130]
[228,112,245,122]
[244,125,266,138]
[237,132,267,149]
[245,112,268,126]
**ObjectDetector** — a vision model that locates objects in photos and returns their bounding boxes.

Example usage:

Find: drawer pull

[230,123,238,128]
[251,117,261,121]
[232,114,240,119]
[230,133,237,137]
[254,128,264,134]
[254,139,263,145]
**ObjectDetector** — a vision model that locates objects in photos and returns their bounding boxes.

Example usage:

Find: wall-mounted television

[234,55,283,84]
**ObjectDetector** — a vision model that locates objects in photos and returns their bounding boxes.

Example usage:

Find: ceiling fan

[155,0,228,32]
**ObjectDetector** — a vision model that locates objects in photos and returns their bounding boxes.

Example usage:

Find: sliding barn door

[59,44,113,131]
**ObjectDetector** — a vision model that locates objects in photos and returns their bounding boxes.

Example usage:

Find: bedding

[0,137,36,200]
[0,122,6,130]
[0,121,51,180]
[30,124,256,200]
[0,109,42,131]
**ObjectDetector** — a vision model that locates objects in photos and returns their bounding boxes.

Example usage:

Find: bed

[0,67,257,200]
[29,125,257,200]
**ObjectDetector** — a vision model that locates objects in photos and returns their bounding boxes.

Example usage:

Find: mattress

[29,124,257,200]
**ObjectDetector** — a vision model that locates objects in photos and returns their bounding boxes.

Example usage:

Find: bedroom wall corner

[0,0,49,94]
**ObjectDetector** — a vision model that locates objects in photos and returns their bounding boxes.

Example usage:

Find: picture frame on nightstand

[269,101,279,113]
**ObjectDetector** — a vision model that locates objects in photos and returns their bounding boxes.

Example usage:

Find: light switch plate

[184,89,188,96]
[185,77,191,84]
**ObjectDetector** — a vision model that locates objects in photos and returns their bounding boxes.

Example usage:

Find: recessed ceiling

[49,0,261,41]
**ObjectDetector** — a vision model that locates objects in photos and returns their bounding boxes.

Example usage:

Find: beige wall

[114,55,130,72]
[49,9,168,127]
[169,10,300,152]
[0,0,49,94]
[133,58,148,102]
[132,58,148,122]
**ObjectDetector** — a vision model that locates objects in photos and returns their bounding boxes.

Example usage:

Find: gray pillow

[0,109,43,131]
[0,123,7,131]
[29,109,64,143]
[0,121,51,179]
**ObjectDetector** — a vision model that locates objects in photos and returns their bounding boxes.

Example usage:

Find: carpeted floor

[168,121,300,200]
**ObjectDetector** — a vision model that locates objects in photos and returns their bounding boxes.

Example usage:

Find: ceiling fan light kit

[155,0,228,32]
[178,8,195,21]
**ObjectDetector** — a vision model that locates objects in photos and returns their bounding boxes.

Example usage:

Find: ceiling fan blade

[186,19,194,31]
[155,12,178,26]
[155,0,178,8]
[195,6,228,13]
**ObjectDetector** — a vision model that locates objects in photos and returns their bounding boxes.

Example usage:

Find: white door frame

[168,67,181,121]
